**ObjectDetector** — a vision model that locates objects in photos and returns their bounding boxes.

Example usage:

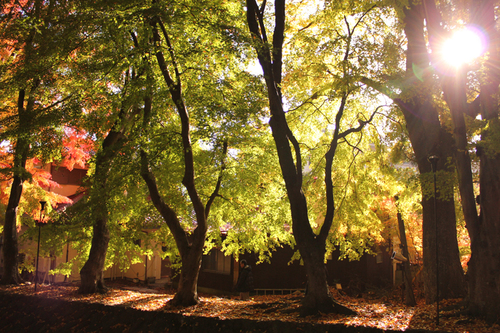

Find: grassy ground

[0,280,497,332]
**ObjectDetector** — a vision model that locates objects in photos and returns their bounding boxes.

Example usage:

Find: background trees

[421,0,500,322]
[361,0,467,303]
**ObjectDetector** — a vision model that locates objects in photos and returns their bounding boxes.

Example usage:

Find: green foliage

[270,1,411,261]
[2,0,457,281]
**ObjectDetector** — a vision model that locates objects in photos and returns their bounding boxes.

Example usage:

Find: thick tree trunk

[420,160,465,303]
[78,161,112,294]
[300,239,354,316]
[400,3,465,303]
[396,93,465,303]
[170,245,203,306]
[466,147,500,323]
[420,0,500,322]
[463,1,500,323]
[79,216,110,294]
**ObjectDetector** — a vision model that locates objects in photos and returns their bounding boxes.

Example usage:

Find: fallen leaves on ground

[1,281,498,333]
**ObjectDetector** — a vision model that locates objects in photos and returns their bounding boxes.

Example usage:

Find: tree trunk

[419,158,465,303]
[79,216,110,294]
[78,155,112,294]
[141,148,210,307]
[79,131,124,294]
[416,0,500,322]
[467,147,500,323]
[396,207,416,306]
[1,173,26,285]
[1,88,33,285]
[301,239,354,316]
[144,17,225,307]
[400,3,465,303]
[170,245,203,306]
[464,1,500,322]
[246,0,355,316]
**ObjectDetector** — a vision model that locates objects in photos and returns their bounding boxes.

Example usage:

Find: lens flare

[441,27,485,67]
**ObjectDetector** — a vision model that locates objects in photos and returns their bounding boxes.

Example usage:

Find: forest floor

[0,279,498,333]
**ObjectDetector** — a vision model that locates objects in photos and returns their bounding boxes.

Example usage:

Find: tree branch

[360,76,398,100]
[205,140,228,217]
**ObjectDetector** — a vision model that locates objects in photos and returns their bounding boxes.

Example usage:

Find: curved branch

[205,140,228,217]
[151,16,206,237]
[140,150,190,255]
[360,76,399,100]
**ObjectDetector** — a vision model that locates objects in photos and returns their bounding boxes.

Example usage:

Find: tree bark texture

[399,3,465,303]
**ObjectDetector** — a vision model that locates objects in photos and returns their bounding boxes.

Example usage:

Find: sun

[441,28,485,67]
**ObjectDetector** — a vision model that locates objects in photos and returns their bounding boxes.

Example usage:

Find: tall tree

[245,0,389,315]
[422,0,500,322]
[74,11,152,292]
[138,0,259,306]
[360,1,466,303]
[0,0,82,285]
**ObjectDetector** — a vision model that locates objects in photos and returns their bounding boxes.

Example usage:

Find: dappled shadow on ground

[0,280,498,332]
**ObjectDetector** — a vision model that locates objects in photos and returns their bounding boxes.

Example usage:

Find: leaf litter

[1,280,498,332]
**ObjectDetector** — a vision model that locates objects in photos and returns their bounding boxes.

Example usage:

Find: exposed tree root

[167,293,199,308]
[299,296,357,317]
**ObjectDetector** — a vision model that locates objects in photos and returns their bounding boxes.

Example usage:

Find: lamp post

[428,156,439,326]
[35,200,46,292]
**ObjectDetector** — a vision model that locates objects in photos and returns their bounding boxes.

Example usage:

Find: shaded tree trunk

[171,240,204,306]
[79,127,126,294]
[140,152,207,306]
[464,0,500,322]
[397,3,465,303]
[396,204,416,306]
[467,149,500,322]
[79,216,110,294]
[78,29,151,294]
[140,140,224,307]
[1,151,27,285]
[1,86,37,285]
[1,0,43,283]
[422,0,500,322]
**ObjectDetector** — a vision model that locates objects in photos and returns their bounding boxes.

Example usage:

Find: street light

[35,200,46,292]
[428,156,439,326]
